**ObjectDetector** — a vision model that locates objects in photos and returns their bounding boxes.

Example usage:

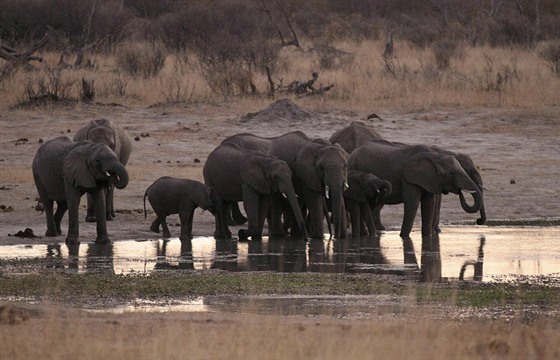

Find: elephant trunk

[459,186,483,214]
[107,161,129,189]
[326,169,346,239]
[279,181,307,239]
[476,190,486,225]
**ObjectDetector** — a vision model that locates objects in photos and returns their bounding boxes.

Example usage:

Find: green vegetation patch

[1,271,558,311]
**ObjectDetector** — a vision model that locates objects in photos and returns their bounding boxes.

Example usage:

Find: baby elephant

[144,177,215,241]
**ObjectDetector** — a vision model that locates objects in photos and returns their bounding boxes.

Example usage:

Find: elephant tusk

[461,188,477,194]
[376,189,380,193]
[325,185,330,199]
[282,192,287,199]
[344,181,349,190]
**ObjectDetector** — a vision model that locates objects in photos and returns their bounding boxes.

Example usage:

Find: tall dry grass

[1,39,558,111]
[1,305,558,360]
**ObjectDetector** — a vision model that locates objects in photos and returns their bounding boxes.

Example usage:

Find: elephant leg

[43,199,58,237]
[160,216,171,238]
[85,193,96,222]
[65,188,82,244]
[179,205,196,241]
[420,193,437,239]
[370,203,385,231]
[345,199,361,237]
[432,194,442,233]
[302,188,324,239]
[229,203,248,226]
[106,185,115,220]
[360,201,377,236]
[150,218,161,233]
[214,199,232,239]
[400,194,421,238]
[269,194,288,238]
[91,189,110,243]
[240,185,263,241]
[53,201,68,236]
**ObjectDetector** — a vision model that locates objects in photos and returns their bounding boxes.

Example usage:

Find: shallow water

[1,227,558,284]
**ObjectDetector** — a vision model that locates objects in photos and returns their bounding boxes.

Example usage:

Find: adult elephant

[203,143,306,241]
[329,121,383,154]
[344,170,392,237]
[32,137,129,244]
[73,119,132,222]
[348,140,483,239]
[223,131,349,239]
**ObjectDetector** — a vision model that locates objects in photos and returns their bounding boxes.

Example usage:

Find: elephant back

[330,121,383,154]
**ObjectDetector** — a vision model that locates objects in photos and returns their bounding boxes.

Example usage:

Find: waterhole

[1,227,558,284]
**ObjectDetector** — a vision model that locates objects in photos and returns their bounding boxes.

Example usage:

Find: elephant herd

[32,117,486,245]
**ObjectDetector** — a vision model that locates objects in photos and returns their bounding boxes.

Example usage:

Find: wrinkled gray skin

[344,170,392,237]
[222,131,349,239]
[73,119,132,222]
[32,137,129,244]
[348,140,483,239]
[144,177,216,241]
[203,143,307,241]
[330,121,486,231]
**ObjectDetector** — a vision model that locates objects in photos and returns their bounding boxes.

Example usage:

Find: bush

[539,42,560,76]
[116,42,166,78]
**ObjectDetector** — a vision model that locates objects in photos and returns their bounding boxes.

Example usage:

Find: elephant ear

[240,156,271,195]
[63,144,97,188]
[403,152,442,194]
[295,144,322,192]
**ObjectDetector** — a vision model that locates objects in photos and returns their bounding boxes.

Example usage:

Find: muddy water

[1,227,558,284]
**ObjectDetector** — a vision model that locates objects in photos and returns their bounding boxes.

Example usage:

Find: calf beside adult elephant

[32,136,129,244]
[144,177,216,241]
[348,140,483,239]
[203,143,307,241]
[223,131,349,239]
[344,170,392,237]
[73,119,132,222]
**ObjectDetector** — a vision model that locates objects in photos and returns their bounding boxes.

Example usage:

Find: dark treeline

[1,0,558,50]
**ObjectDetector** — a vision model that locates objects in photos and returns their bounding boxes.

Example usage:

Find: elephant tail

[143,189,149,219]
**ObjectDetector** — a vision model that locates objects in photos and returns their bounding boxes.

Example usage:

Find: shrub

[539,42,560,76]
[115,41,166,78]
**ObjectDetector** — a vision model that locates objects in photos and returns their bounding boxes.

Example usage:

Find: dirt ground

[1,99,559,245]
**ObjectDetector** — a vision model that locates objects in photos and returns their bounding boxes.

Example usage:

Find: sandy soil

[0,100,559,245]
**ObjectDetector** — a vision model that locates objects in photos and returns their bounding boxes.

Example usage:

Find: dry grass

[1,304,558,360]
[1,40,558,110]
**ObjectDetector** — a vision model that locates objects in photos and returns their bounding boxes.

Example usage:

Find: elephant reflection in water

[212,239,239,271]
[154,240,195,271]
[65,242,114,273]
[459,236,486,281]
[332,236,388,273]
[246,238,307,272]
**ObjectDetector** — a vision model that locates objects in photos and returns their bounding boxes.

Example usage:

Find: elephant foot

[179,234,193,241]
[95,236,111,244]
[214,230,232,240]
[85,214,96,223]
[106,212,115,221]
[162,231,172,238]
[66,236,80,245]
[150,224,160,233]
[45,229,60,237]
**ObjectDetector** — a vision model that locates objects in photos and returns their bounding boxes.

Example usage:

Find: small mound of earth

[241,99,315,124]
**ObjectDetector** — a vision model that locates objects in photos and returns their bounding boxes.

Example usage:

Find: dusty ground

[1,99,559,245]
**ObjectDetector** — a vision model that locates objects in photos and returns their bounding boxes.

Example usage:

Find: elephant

[32,136,129,244]
[203,142,307,241]
[223,131,349,239]
[344,170,392,237]
[73,119,132,222]
[143,176,216,241]
[329,121,383,154]
[330,122,486,231]
[348,140,483,239]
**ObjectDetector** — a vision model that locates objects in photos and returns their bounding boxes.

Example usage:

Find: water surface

[1,227,558,283]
